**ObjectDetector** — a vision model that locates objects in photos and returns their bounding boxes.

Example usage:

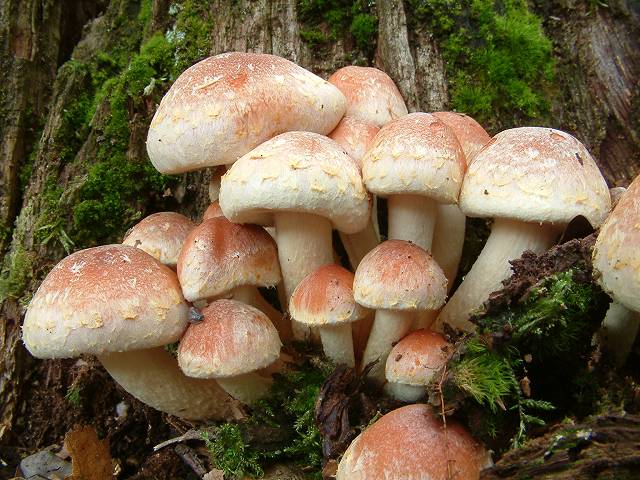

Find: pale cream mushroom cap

[177,217,281,302]
[336,404,489,480]
[122,212,195,268]
[460,127,611,227]
[593,175,640,312]
[219,131,370,234]
[362,112,466,204]
[290,264,369,326]
[385,329,451,386]
[432,111,492,162]
[147,52,347,173]
[328,66,408,127]
[328,115,380,165]
[354,240,447,311]
[23,245,188,358]
[178,299,281,378]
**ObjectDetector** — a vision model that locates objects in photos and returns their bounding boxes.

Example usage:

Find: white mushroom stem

[384,382,426,402]
[412,309,438,331]
[431,204,466,292]
[231,285,291,342]
[387,194,438,251]
[353,312,375,363]
[274,212,334,340]
[319,323,355,367]
[208,167,224,202]
[436,218,559,333]
[339,220,379,269]
[97,347,238,420]
[598,301,640,367]
[216,373,273,405]
[361,310,414,384]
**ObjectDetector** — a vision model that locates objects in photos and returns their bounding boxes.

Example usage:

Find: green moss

[65,385,82,407]
[166,1,213,77]
[203,424,264,478]
[0,243,33,303]
[408,0,554,128]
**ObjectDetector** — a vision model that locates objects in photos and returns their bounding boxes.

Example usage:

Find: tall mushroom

[22,245,238,420]
[354,240,447,384]
[178,299,282,404]
[592,175,640,366]
[290,264,369,367]
[361,113,466,252]
[436,127,611,332]
[219,131,370,339]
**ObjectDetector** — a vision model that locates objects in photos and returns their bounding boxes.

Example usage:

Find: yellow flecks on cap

[289,159,308,170]
[81,313,104,329]
[262,172,278,181]
[194,75,223,90]
[311,183,325,193]
[322,165,339,177]
[122,307,138,320]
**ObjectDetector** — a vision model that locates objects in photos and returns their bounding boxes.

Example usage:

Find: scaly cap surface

[386,329,451,386]
[432,111,491,163]
[328,116,380,165]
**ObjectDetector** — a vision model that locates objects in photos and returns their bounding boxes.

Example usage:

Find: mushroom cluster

[21,51,616,478]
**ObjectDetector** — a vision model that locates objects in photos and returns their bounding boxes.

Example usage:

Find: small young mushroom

[177,216,289,341]
[385,329,451,402]
[178,299,282,404]
[202,201,224,221]
[122,212,195,269]
[328,66,408,127]
[22,245,237,420]
[361,113,466,252]
[147,52,346,174]
[593,175,640,365]
[220,131,370,339]
[289,264,369,367]
[354,240,447,384]
[436,127,611,332]
[336,404,491,480]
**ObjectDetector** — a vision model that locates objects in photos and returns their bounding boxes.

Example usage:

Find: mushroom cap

[23,245,189,358]
[328,66,407,127]
[336,404,489,480]
[460,127,611,227]
[289,264,369,326]
[202,201,225,221]
[328,116,380,165]
[219,131,370,234]
[177,217,281,302]
[122,212,195,268]
[593,176,640,311]
[147,52,347,174]
[178,299,281,378]
[354,240,447,311]
[385,329,451,386]
[432,111,491,163]
[362,112,466,204]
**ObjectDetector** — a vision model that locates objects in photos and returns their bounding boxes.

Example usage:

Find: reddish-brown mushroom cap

[385,329,451,386]
[178,299,281,378]
[432,111,492,162]
[202,201,225,221]
[177,217,281,302]
[337,403,490,479]
[122,212,195,268]
[328,116,380,165]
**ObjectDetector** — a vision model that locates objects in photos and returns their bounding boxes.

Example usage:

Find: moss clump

[297,0,378,56]
[408,0,554,128]
[0,243,33,303]
[204,357,332,478]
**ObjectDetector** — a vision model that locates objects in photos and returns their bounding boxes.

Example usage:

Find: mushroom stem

[339,220,379,269]
[353,312,375,364]
[387,194,437,251]
[208,166,225,202]
[231,285,291,342]
[361,309,414,384]
[384,382,425,402]
[599,301,640,367]
[319,323,355,367]
[431,204,466,292]
[97,347,238,420]
[216,372,273,405]
[274,212,334,340]
[412,309,438,330]
[436,218,558,332]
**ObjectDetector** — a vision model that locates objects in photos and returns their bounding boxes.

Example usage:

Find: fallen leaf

[64,425,112,479]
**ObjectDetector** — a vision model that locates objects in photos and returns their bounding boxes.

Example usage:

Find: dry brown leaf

[64,425,113,480]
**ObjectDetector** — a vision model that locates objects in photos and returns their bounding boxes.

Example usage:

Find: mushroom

[219,131,370,339]
[328,65,408,127]
[147,52,346,174]
[178,299,281,404]
[122,211,195,269]
[354,240,447,384]
[592,175,640,365]
[436,127,611,332]
[336,404,491,480]
[289,264,369,367]
[22,245,237,420]
[177,216,290,341]
[361,113,466,252]
[385,329,451,402]
[202,201,224,221]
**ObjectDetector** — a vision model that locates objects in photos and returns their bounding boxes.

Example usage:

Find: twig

[435,364,453,480]
[174,443,208,478]
[154,428,216,451]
